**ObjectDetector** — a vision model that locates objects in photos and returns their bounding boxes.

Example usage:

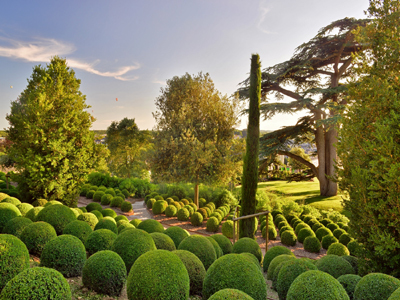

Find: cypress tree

[239,54,261,239]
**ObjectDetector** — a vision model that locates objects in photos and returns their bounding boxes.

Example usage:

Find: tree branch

[277,150,318,177]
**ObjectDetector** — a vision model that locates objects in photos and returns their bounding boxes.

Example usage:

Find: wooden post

[194,183,199,208]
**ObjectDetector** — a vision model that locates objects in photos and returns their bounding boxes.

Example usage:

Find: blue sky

[0,0,368,131]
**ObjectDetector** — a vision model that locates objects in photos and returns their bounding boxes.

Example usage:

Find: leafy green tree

[287,147,312,171]
[239,54,261,239]
[337,0,400,277]
[106,118,152,179]
[238,18,369,196]
[6,57,98,206]
[151,72,244,207]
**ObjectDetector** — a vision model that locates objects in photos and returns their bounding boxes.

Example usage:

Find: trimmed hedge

[118,222,135,233]
[82,250,127,296]
[298,227,316,243]
[20,221,57,255]
[267,254,296,280]
[206,236,223,258]
[85,229,117,256]
[337,274,362,300]
[1,197,21,206]
[178,235,217,270]
[115,215,129,222]
[210,234,233,255]
[43,200,63,207]
[86,202,103,212]
[209,289,255,300]
[322,235,339,250]
[36,204,76,235]
[121,201,133,212]
[316,227,333,241]
[110,196,124,208]
[206,217,220,233]
[102,208,117,218]
[130,218,142,227]
[354,273,400,300]
[286,270,349,300]
[327,242,350,256]
[77,212,98,230]
[16,203,34,217]
[0,267,72,299]
[93,191,105,202]
[127,250,190,300]
[203,254,267,300]
[164,226,190,249]
[150,232,176,251]
[315,255,355,278]
[63,220,93,243]
[339,233,353,246]
[190,212,203,226]
[263,246,294,272]
[137,219,164,233]
[152,200,168,214]
[40,234,86,277]
[90,210,103,221]
[165,205,177,217]
[0,234,30,290]
[32,198,48,207]
[232,237,262,262]
[281,230,297,246]
[101,194,113,205]
[333,228,347,239]
[177,208,190,221]
[2,216,33,239]
[221,220,236,238]
[342,255,359,275]
[94,218,118,234]
[0,202,21,231]
[304,236,321,253]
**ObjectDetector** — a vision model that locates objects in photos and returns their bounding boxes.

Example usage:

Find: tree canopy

[238,17,369,196]
[151,72,244,206]
[6,57,99,206]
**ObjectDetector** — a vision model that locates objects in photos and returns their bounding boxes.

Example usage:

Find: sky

[0,0,369,132]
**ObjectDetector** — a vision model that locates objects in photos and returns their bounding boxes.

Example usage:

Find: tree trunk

[194,183,199,208]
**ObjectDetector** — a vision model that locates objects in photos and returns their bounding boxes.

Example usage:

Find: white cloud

[257,0,275,34]
[0,37,139,81]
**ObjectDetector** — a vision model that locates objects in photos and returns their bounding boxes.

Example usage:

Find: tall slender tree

[239,54,261,239]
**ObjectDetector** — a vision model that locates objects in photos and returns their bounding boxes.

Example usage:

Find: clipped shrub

[0,267,72,299]
[32,198,48,207]
[221,220,236,238]
[337,274,362,300]
[63,220,93,243]
[206,217,220,233]
[312,222,324,232]
[20,221,57,256]
[316,227,333,241]
[1,197,21,206]
[333,228,347,239]
[94,218,118,234]
[85,228,117,256]
[102,208,117,218]
[389,288,400,300]
[127,249,189,300]
[191,212,203,226]
[354,273,400,300]
[2,216,33,239]
[137,219,164,233]
[130,218,142,227]
[262,224,278,240]
[101,193,113,205]
[165,205,177,217]
[86,202,103,212]
[43,200,63,207]
[0,234,30,290]
[115,215,129,222]
[342,255,359,275]
[82,250,127,296]
[118,222,135,234]
[286,270,349,300]
[209,289,255,299]
[267,254,296,280]
[70,208,83,218]
[177,208,190,221]
[178,235,217,270]
[147,198,156,209]
[315,255,355,278]
[210,211,222,223]
[339,233,353,246]
[121,201,133,212]
[232,237,262,262]
[204,206,212,216]
[93,191,105,202]
[90,209,103,221]
[77,212,98,229]
[86,190,96,199]
[304,236,321,253]
[155,195,164,201]
[164,226,190,249]
[116,219,128,227]
[80,207,87,213]
[210,234,232,255]
[110,196,124,208]
[153,200,168,214]
[322,234,339,250]
[295,223,310,235]
[263,246,294,272]
[150,232,176,251]
[279,225,292,235]
[327,222,340,232]
[36,204,76,235]
[206,236,223,258]
[16,203,33,217]
[347,240,361,256]
[327,242,350,256]
[298,227,316,243]
[276,258,318,300]
[281,230,297,246]
[105,188,116,197]
[203,253,267,300]
[320,218,333,226]
[0,202,21,231]
[40,234,86,277]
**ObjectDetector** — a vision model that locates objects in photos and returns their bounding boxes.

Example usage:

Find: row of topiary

[262,245,400,300]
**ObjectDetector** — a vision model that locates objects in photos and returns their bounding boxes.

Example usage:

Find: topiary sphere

[322,234,339,250]
[32,198,48,207]
[327,222,340,232]
[0,267,72,300]
[101,208,117,218]
[190,212,203,226]
[232,237,262,262]
[164,226,190,248]
[150,232,176,251]
[36,204,76,235]
[339,233,353,246]
[63,220,93,243]
[122,189,130,198]
[0,202,21,231]
[292,219,303,230]
[77,212,98,229]
[80,207,87,213]
[0,234,30,290]
[327,242,350,256]
[279,225,292,235]
[184,205,194,216]
[147,198,156,209]
[342,255,359,275]
[320,218,333,226]
[165,205,178,217]
[274,214,286,226]
[137,219,164,233]
[110,196,124,208]
[86,202,103,212]
[118,222,135,234]
[105,188,116,197]
[16,203,33,217]
[211,234,232,255]
[389,287,400,300]
[347,240,361,256]
[178,235,217,270]
[278,220,289,231]
[121,201,133,212]
[337,274,362,300]
[177,207,190,221]
[24,206,43,222]
[221,220,236,238]
[307,218,320,228]
[43,200,63,207]
[316,226,333,241]
[115,215,129,222]
[85,228,117,256]
[206,236,223,258]
[93,191,105,202]
[89,209,103,221]
[298,227,316,243]
[267,254,296,280]
[173,250,206,296]
[82,250,127,296]
[203,253,267,300]
[112,228,156,271]
[295,223,310,235]
[130,218,142,227]
[2,216,33,239]
[127,249,189,300]
[70,207,83,218]
[276,258,318,300]
[333,228,347,239]
[86,190,96,199]
[207,217,220,233]
[20,221,57,256]
[1,197,21,206]
[304,236,321,253]
[315,255,355,278]
[94,218,118,233]
[152,200,168,214]
[40,234,86,277]
[286,270,350,300]
[204,206,212,216]
[312,222,324,232]
[263,246,295,272]
[281,230,297,246]
[101,193,113,205]
[210,211,222,223]
[354,273,400,300]
[208,289,255,300]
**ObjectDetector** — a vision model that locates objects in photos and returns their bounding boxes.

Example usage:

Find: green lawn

[258,180,345,212]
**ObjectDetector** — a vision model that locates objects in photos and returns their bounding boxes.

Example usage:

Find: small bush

[94,218,118,234]
[0,202,22,231]
[1,197,21,206]
[102,208,117,218]
[354,273,400,300]
[327,242,350,256]
[0,267,72,299]
[304,236,321,253]
[2,216,33,239]
[208,289,254,299]
[320,218,333,226]
[232,237,262,262]
[20,221,57,256]
[322,234,339,250]
[207,236,223,258]
[86,202,103,212]
[86,190,96,199]
[315,255,355,278]
[347,240,361,256]
[206,217,220,233]
[25,207,44,221]
[93,191,105,202]
[178,235,217,270]
[152,200,168,214]
[262,225,278,240]
[263,246,294,272]
[316,227,333,241]
[221,220,235,238]
[210,234,232,255]
[32,198,48,207]
[164,226,190,249]
[105,188,116,197]
[0,234,30,290]
[121,201,133,212]
[77,212,98,229]
[295,223,310,235]
[147,198,156,209]
[82,250,127,296]
[130,218,142,227]
[165,205,177,217]
[337,274,362,300]
[90,209,103,221]
[36,204,77,235]
[85,229,117,256]
[110,196,124,208]
[177,208,190,221]
[137,219,164,233]
[327,222,340,232]
[333,228,347,239]
[40,234,86,277]
[191,212,203,226]
[339,233,353,246]
[118,222,135,233]
[16,203,33,217]
[267,254,296,280]
[281,230,297,246]
[298,227,316,243]
[101,194,113,205]
[279,225,292,235]
[389,287,400,300]
[63,220,93,243]
[150,232,176,251]
[43,200,63,207]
